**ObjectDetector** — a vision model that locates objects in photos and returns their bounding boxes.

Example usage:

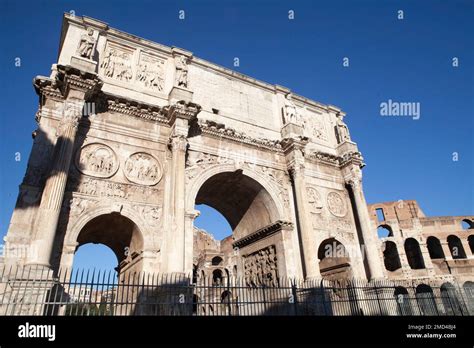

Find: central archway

[195,170,281,239]
[188,166,286,282]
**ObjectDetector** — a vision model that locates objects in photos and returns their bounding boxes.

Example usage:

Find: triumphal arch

[3,14,386,282]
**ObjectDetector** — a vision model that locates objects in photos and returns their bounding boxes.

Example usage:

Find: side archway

[317,238,352,280]
[61,203,150,274]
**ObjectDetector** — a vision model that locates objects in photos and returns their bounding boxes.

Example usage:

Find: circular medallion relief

[306,187,323,213]
[75,143,119,178]
[327,191,347,217]
[124,152,162,186]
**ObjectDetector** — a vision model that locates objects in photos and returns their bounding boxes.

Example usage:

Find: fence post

[291,279,298,316]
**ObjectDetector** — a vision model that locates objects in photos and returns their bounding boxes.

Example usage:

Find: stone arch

[426,236,444,259]
[404,238,425,269]
[211,256,223,266]
[394,286,413,315]
[447,235,467,259]
[440,282,463,315]
[415,284,438,315]
[383,241,401,272]
[468,235,474,254]
[61,203,151,272]
[461,219,473,230]
[377,224,393,238]
[186,163,286,226]
[317,237,352,280]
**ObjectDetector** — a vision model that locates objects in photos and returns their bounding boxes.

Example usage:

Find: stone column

[345,169,385,279]
[441,241,453,260]
[164,101,201,274]
[419,241,436,275]
[282,138,320,278]
[28,100,84,266]
[461,239,472,258]
[184,210,200,274]
[27,68,101,267]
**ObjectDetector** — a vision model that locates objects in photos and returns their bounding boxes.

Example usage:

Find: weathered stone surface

[2,14,472,292]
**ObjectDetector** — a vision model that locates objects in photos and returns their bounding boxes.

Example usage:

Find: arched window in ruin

[383,241,401,271]
[212,269,223,286]
[317,238,351,280]
[461,219,473,230]
[394,286,413,315]
[426,236,444,259]
[415,284,438,315]
[404,238,425,269]
[440,282,463,315]
[447,235,467,259]
[468,235,474,255]
[377,225,393,238]
[211,256,223,266]
[463,281,474,313]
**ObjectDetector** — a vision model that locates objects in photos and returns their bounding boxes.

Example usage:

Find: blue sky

[0,0,472,270]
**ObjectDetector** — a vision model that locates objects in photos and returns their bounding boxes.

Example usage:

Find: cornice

[232,220,293,249]
[195,119,284,152]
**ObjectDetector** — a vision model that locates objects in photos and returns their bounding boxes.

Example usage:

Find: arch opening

[194,171,280,240]
[468,235,474,254]
[440,282,463,315]
[415,284,438,315]
[75,213,144,274]
[427,236,444,259]
[404,238,425,269]
[461,219,473,230]
[377,225,393,238]
[447,235,467,259]
[383,241,401,272]
[317,238,352,280]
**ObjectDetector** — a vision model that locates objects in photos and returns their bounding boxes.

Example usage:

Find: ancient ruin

[1,14,472,316]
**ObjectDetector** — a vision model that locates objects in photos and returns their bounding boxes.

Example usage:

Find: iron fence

[0,265,472,316]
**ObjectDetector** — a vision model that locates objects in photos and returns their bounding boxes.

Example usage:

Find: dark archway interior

[77,213,143,265]
[317,238,351,279]
[427,236,444,259]
[469,235,474,254]
[447,235,467,259]
[195,171,279,239]
[404,238,425,269]
[383,241,401,271]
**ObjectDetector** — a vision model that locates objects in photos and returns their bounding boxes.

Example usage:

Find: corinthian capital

[345,165,363,190]
[56,100,84,135]
[169,134,188,152]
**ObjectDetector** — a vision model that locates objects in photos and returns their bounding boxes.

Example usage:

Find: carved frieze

[198,119,283,152]
[75,143,119,178]
[185,151,235,183]
[133,205,161,226]
[68,177,160,204]
[100,43,133,82]
[304,115,328,142]
[124,152,162,186]
[327,191,348,217]
[136,52,166,92]
[243,245,279,287]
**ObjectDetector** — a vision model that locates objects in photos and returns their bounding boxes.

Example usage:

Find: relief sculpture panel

[243,245,279,287]
[136,52,166,92]
[75,143,119,178]
[100,43,134,82]
[124,152,162,186]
